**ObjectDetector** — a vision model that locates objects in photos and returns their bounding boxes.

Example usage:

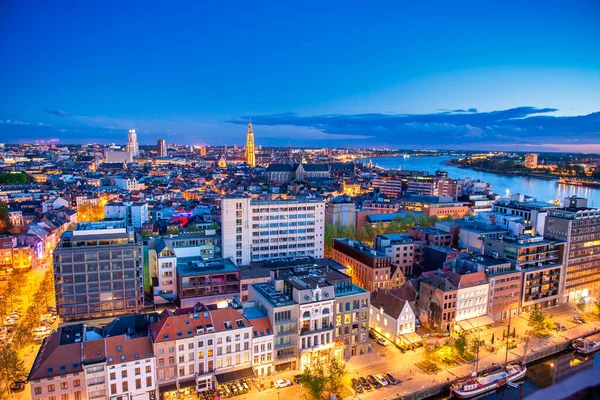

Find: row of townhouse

[29,304,275,400]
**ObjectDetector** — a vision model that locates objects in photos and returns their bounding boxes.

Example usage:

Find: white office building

[105,202,149,228]
[221,196,325,266]
[127,129,140,157]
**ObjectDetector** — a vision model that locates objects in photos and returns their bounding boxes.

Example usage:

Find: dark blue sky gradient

[0,1,599,150]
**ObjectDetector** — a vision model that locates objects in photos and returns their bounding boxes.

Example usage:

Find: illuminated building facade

[127,129,139,157]
[53,220,144,321]
[244,122,255,167]
[545,196,600,301]
[331,238,391,291]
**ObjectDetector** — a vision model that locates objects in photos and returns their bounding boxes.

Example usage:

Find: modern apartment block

[332,238,393,291]
[221,195,325,266]
[545,197,600,301]
[248,264,369,370]
[54,220,144,321]
[104,201,150,229]
[485,234,565,310]
[375,233,417,276]
[492,193,558,235]
[176,258,240,308]
[148,233,220,305]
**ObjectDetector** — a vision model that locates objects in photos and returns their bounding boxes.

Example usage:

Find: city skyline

[1,1,599,150]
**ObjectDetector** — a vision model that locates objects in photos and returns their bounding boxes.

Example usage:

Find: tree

[454,331,468,357]
[528,307,553,336]
[593,293,600,318]
[0,202,12,234]
[301,362,327,400]
[0,172,31,185]
[577,297,586,312]
[0,345,26,395]
[327,357,347,396]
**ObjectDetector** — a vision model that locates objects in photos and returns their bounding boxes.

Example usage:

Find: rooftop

[177,257,239,277]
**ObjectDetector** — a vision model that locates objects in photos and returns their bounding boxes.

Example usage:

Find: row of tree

[324,213,454,256]
[0,172,32,185]
[12,270,55,350]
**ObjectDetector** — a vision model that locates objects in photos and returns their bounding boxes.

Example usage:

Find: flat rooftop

[177,257,239,277]
[334,238,388,258]
[72,220,128,236]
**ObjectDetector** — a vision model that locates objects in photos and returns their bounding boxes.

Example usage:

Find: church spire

[244,121,256,167]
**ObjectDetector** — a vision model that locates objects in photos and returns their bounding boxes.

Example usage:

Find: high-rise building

[157,139,167,157]
[199,145,207,156]
[524,153,538,169]
[127,128,139,157]
[221,195,325,265]
[545,196,600,301]
[244,122,255,167]
[53,220,144,321]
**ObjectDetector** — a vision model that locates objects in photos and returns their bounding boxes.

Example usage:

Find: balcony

[300,323,334,336]
[275,342,295,350]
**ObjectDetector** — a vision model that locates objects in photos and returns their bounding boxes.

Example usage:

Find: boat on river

[451,312,527,399]
[572,338,600,355]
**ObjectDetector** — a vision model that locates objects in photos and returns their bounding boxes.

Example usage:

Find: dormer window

[236,319,244,328]
[224,321,232,330]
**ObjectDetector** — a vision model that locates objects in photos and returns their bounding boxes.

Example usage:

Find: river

[431,350,600,400]
[363,156,600,206]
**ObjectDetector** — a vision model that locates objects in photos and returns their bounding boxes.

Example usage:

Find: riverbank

[402,321,600,400]
[443,159,559,181]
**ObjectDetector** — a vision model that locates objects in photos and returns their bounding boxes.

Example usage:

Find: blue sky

[1,0,599,150]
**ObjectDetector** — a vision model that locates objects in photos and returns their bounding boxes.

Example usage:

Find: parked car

[375,374,389,386]
[274,379,292,388]
[572,316,586,324]
[359,376,372,390]
[293,374,302,384]
[376,337,388,346]
[554,322,567,331]
[351,378,364,393]
[384,372,399,385]
[368,330,376,339]
[367,375,382,389]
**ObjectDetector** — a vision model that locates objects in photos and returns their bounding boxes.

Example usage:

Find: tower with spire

[244,121,256,167]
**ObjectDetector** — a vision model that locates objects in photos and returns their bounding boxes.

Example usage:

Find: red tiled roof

[210,308,251,332]
[149,308,212,343]
[249,317,273,338]
[106,335,153,365]
[29,328,83,381]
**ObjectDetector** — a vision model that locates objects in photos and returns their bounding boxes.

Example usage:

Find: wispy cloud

[45,109,71,117]
[226,107,600,148]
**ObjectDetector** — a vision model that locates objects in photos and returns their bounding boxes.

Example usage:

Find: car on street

[274,379,292,388]
[384,372,399,385]
[351,378,364,393]
[376,337,388,346]
[554,322,567,331]
[369,329,376,339]
[367,375,382,389]
[572,316,586,324]
[375,374,389,386]
[293,374,302,384]
[359,376,372,390]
